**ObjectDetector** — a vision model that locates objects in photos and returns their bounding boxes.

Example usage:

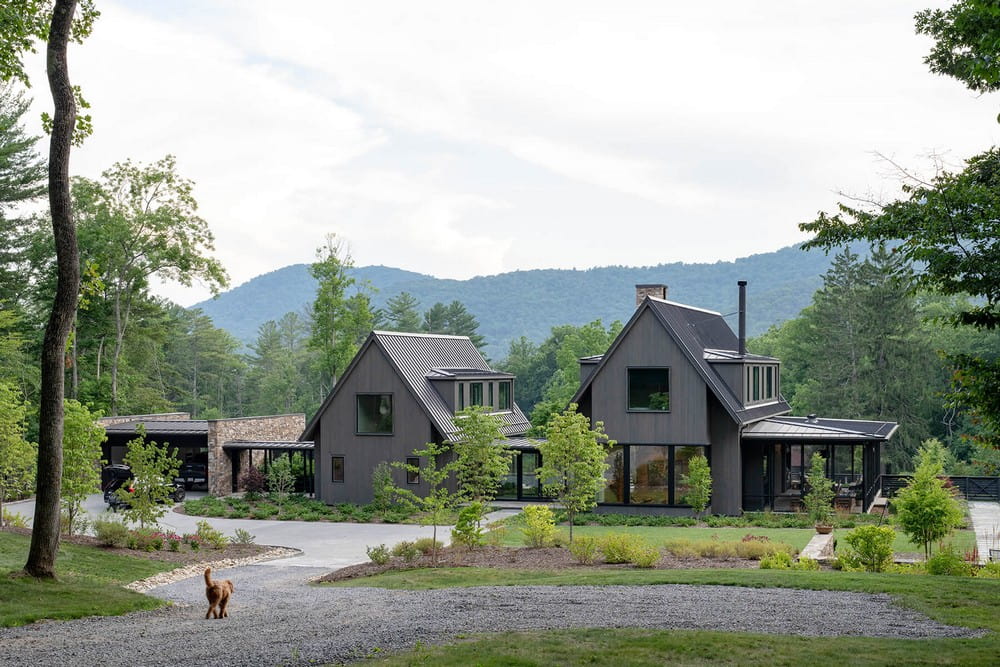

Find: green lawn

[0,531,175,627]
[348,568,1000,666]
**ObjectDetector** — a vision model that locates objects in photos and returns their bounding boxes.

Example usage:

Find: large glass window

[470,382,483,406]
[458,384,465,410]
[356,394,393,434]
[627,368,670,411]
[498,381,511,410]
[630,446,669,504]
[603,446,627,503]
[745,364,779,404]
[673,446,707,505]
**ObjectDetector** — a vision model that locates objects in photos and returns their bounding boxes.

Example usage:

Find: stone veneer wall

[206,414,306,495]
[634,284,668,306]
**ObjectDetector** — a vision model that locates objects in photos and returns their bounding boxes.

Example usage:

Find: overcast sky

[22,1,1000,306]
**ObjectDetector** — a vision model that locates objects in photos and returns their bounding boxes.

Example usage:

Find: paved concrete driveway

[7,493,442,569]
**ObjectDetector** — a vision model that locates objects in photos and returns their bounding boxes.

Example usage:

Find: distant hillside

[193,244,862,359]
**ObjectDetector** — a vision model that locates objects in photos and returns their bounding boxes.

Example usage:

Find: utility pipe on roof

[738,280,747,356]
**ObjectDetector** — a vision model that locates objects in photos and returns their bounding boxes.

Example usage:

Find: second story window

[498,381,511,410]
[470,382,483,406]
[628,368,670,411]
[745,364,779,405]
[357,394,393,434]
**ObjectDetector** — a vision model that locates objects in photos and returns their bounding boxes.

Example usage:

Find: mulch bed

[3,526,271,566]
[317,545,760,583]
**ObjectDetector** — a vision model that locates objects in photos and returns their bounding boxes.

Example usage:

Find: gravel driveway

[0,562,980,666]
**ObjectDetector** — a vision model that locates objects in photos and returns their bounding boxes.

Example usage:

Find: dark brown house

[302,331,533,505]
[573,283,897,515]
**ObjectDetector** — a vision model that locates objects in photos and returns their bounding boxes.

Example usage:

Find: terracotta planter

[815,523,833,535]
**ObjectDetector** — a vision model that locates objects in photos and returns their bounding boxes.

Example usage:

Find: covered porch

[740,416,897,514]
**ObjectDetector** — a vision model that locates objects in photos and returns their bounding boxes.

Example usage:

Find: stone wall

[206,414,306,495]
[634,284,668,306]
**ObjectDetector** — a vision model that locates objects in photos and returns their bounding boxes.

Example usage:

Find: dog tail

[204,567,212,586]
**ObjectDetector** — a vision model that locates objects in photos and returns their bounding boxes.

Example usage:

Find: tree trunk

[25,0,80,579]
[70,321,78,399]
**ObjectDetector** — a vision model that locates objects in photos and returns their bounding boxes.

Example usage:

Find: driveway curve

[0,561,980,666]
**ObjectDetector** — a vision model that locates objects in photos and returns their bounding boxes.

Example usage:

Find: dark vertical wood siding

[708,394,741,515]
[587,309,709,444]
[316,343,439,504]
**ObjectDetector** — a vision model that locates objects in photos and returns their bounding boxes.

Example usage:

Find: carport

[223,440,315,495]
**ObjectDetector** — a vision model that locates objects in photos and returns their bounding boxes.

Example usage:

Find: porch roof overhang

[498,436,542,450]
[222,440,314,451]
[742,416,898,442]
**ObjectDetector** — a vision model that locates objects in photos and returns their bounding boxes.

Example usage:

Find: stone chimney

[635,284,668,307]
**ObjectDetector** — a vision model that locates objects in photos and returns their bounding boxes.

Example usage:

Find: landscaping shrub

[60,510,89,536]
[366,543,391,565]
[231,528,256,545]
[184,533,202,550]
[975,562,1000,579]
[839,525,895,573]
[630,543,662,568]
[93,516,130,547]
[794,556,821,571]
[451,502,486,549]
[1,510,28,528]
[926,545,974,576]
[239,465,268,500]
[195,520,229,550]
[734,534,795,560]
[662,538,702,559]
[168,536,181,552]
[521,505,557,548]
[760,551,794,569]
[299,511,324,521]
[485,521,508,547]
[252,506,278,520]
[600,533,643,564]
[568,535,600,564]
[413,537,444,555]
[392,540,420,562]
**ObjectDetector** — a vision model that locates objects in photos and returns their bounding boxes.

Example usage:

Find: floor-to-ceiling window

[600,444,709,506]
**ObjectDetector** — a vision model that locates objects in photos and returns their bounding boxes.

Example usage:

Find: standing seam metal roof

[571,297,790,425]
[375,331,531,440]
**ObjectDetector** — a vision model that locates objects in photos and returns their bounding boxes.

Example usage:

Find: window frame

[498,381,512,410]
[406,457,420,485]
[626,367,671,412]
[331,456,345,483]
[470,381,484,406]
[355,393,394,435]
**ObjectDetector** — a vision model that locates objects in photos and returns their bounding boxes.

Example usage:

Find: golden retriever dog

[204,567,234,619]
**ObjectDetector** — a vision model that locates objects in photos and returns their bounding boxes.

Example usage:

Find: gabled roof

[301,331,531,442]
[571,297,790,425]
[742,416,898,441]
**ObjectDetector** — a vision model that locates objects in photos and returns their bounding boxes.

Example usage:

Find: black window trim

[406,456,420,485]
[355,393,394,435]
[626,366,672,413]
[331,455,345,483]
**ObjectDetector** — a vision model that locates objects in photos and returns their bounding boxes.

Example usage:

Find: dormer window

[470,382,484,406]
[745,364,779,405]
[453,379,514,413]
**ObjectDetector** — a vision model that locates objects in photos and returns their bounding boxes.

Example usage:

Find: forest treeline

[2,73,999,475]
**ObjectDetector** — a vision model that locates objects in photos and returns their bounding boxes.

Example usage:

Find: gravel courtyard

[0,562,980,666]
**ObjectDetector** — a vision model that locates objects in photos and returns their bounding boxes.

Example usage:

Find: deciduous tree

[453,406,512,504]
[535,404,613,541]
[59,399,103,534]
[117,427,181,529]
[0,380,35,526]
[73,155,228,414]
[393,441,460,563]
[892,440,964,559]
[1,0,99,579]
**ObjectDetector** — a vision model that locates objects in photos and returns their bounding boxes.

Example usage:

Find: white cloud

[20,1,1000,304]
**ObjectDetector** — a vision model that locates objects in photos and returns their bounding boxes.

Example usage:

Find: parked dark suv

[176,462,208,490]
[102,464,186,511]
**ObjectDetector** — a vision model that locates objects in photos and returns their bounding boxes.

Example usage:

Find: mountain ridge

[192,243,860,359]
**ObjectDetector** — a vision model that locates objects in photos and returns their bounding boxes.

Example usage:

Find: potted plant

[802,452,835,533]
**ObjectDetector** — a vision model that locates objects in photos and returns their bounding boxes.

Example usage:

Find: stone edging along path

[125,546,301,592]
